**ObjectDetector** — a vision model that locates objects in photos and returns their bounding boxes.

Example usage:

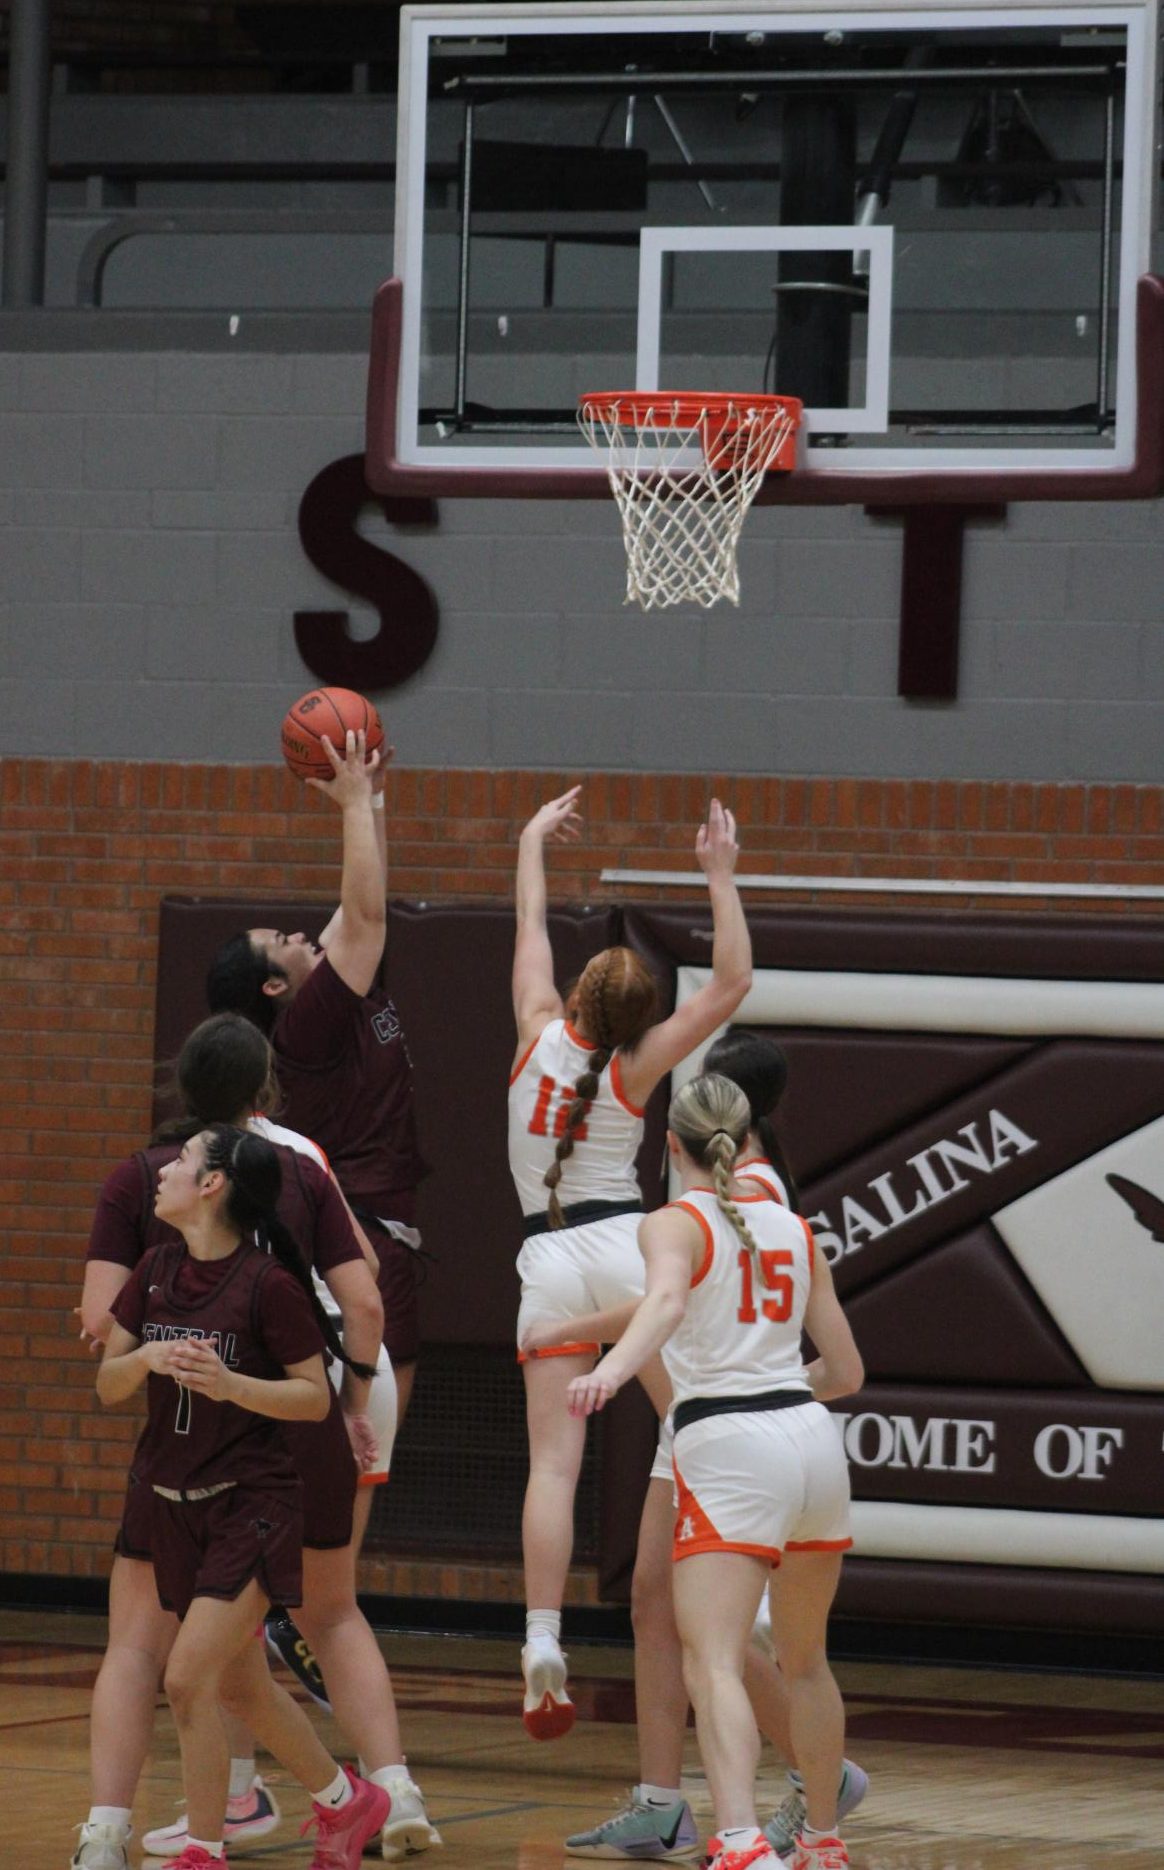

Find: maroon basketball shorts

[365,1217,421,1364]
[284,1392,357,1551]
[114,1465,154,1561]
[151,1483,304,1619]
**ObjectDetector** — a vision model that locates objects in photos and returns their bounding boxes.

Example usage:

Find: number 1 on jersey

[527,1074,589,1141]
[737,1248,794,1324]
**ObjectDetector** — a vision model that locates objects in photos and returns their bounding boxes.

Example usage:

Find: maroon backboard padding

[365,273,1164,505]
[764,1030,1030,1185]
[842,1226,1086,1387]
[835,1560,1164,1634]
[621,904,1164,982]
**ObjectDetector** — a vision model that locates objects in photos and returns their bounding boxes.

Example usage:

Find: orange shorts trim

[674,1536,781,1565]
[517,1341,600,1364]
[784,1537,853,1552]
[357,1468,390,1489]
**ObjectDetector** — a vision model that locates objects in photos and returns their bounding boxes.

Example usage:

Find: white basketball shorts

[516,1211,645,1355]
[672,1401,851,1565]
[328,1338,397,1487]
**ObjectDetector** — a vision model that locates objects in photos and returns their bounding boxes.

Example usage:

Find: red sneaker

[790,1838,849,1870]
[303,1769,392,1870]
[159,1850,224,1870]
[704,1836,786,1870]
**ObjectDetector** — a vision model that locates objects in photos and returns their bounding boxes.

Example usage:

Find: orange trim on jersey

[509,1035,539,1086]
[517,1341,600,1364]
[686,1183,776,1204]
[738,1173,785,1206]
[673,1200,715,1287]
[609,1052,645,1117]
[798,1213,815,1277]
[784,1537,853,1552]
[357,1469,389,1489]
[564,1020,596,1050]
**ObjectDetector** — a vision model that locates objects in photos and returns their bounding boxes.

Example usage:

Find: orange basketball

[280,687,385,781]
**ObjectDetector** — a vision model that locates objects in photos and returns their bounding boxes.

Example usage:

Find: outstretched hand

[305,728,381,808]
[695,797,739,879]
[522,785,583,845]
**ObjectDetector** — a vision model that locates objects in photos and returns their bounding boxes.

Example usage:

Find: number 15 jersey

[663,1187,816,1407]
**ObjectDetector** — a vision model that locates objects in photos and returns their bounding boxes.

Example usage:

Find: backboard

[367,0,1164,501]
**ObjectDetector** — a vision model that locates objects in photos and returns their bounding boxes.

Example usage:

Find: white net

[577,394,798,610]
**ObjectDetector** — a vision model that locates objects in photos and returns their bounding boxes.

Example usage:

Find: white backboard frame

[395,0,1160,476]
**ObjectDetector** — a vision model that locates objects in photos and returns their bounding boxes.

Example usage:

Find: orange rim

[579,390,801,432]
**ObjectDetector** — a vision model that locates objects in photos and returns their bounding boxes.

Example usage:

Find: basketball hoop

[577,391,801,610]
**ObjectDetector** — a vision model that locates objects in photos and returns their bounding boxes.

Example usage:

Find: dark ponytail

[203,1125,376,1381]
[704,1027,800,1212]
[151,1012,281,1146]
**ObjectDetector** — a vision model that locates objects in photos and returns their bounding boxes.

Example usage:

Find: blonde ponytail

[668,1076,759,1260]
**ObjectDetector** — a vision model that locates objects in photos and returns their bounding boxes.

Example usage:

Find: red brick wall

[3,758,1163,1582]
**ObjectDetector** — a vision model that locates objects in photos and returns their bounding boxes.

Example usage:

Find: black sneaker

[264,1608,331,1711]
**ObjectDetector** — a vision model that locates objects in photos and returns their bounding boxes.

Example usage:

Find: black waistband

[522,1198,643,1241]
[673,1387,814,1434]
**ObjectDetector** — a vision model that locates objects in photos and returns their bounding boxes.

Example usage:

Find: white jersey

[507,1018,644,1221]
[735,1154,790,1207]
[662,1185,815,1409]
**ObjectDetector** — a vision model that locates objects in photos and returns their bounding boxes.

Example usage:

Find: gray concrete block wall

[0,344,1161,778]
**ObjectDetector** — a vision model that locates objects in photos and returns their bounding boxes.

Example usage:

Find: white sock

[228,1758,256,1801]
[525,1609,562,1646]
[718,1826,763,1848]
[369,1762,413,1792]
[87,1808,131,1833]
[313,1766,354,1810]
[638,1784,683,1807]
[802,1824,837,1845]
[187,1840,224,1860]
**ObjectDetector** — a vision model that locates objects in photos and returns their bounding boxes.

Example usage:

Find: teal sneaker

[566,1791,700,1859]
[762,1760,867,1858]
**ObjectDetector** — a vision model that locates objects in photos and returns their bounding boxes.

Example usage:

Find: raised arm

[310,729,386,997]
[511,785,583,1053]
[802,1245,865,1402]
[565,1206,701,1416]
[619,798,752,1107]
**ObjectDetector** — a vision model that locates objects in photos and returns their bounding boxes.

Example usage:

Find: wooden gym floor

[2,1608,1163,1869]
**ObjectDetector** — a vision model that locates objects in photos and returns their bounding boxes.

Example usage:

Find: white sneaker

[379,1775,444,1860]
[142,1775,281,1854]
[71,1821,131,1870]
[522,1637,575,1740]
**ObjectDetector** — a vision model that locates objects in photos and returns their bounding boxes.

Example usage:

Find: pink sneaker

[790,1839,849,1870]
[159,1849,223,1870]
[303,1769,392,1870]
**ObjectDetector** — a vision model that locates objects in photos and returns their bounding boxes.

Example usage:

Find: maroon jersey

[110,1239,323,1494]
[87,1138,364,1279]
[273,955,424,1221]
[90,1136,362,1547]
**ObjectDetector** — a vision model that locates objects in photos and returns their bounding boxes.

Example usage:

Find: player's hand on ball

[305,728,381,806]
[696,796,739,878]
